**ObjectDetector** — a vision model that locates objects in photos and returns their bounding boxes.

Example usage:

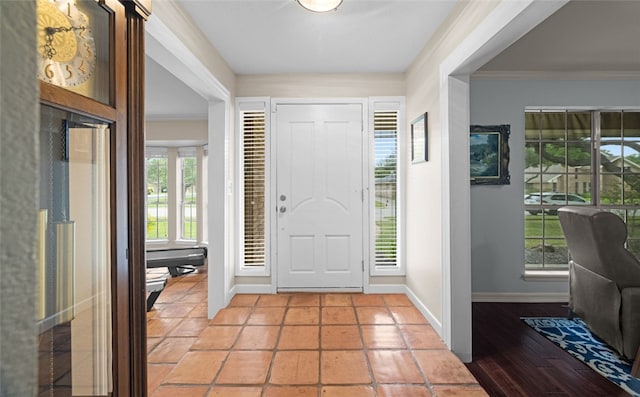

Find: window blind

[242,111,266,266]
[374,110,398,266]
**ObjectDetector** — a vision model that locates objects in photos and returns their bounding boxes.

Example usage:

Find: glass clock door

[38,104,113,396]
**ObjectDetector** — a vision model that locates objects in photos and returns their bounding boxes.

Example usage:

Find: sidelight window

[370,98,404,275]
[374,110,399,267]
[238,102,269,273]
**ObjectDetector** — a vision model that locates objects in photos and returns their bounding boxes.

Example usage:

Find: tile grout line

[148,288,485,396]
[261,298,287,397]
[204,295,255,396]
[356,295,380,395]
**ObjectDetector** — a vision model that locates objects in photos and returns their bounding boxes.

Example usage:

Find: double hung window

[146,148,169,240]
[179,148,197,240]
[525,110,640,270]
[145,146,207,244]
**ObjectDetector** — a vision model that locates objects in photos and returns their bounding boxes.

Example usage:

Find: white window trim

[523,106,640,275]
[523,270,569,281]
[145,145,208,248]
[199,145,208,246]
[177,147,198,242]
[236,97,271,276]
[369,97,406,276]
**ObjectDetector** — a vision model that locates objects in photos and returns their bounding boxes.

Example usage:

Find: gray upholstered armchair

[558,206,640,362]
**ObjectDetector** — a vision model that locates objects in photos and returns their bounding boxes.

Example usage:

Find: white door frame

[145,11,232,318]
[439,0,568,361]
[270,98,370,292]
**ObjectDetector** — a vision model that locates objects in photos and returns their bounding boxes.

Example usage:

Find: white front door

[276,103,364,289]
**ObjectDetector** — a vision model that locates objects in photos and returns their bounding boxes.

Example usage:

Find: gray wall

[1,0,39,395]
[469,78,640,295]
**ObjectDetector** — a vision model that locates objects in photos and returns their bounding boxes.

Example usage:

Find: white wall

[236,73,404,98]
[146,119,207,143]
[404,0,500,325]
[469,77,640,297]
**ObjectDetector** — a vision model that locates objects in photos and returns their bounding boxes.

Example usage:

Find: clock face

[37,0,96,87]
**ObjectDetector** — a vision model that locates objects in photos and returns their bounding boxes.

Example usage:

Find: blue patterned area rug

[522,317,640,396]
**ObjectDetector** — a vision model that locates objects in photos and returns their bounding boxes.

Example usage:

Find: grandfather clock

[37,0,150,395]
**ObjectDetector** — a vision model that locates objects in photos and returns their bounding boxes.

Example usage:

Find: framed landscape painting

[470,124,510,185]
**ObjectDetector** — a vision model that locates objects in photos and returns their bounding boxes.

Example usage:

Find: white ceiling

[145,0,640,120]
[145,0,457,120]
[178,0,457,75]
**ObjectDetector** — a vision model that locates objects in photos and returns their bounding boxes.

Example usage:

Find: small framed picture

[470,124,511,185]
[411,113,428,163]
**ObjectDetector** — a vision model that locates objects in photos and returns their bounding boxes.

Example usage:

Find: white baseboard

[232,284,277,294]
[366,284,406,294]
[403,286,442,336]
[472,292,568,303]
[227,284,276,300]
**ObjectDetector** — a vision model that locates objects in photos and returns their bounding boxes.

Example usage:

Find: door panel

[276,103,363,289]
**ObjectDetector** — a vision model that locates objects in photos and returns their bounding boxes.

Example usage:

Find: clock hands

[43,25,86,60]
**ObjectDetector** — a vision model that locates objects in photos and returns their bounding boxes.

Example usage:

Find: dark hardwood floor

[466,302,631,397]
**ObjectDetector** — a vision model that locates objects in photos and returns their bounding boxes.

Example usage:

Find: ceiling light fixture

[296,0,343,13]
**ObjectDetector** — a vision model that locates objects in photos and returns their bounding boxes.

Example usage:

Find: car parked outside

[524,192,587,215]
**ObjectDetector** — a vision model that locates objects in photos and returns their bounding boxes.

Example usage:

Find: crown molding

[472,70,640,81]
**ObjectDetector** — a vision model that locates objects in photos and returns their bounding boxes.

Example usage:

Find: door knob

[279,206,287,213]
[280,194,287,201]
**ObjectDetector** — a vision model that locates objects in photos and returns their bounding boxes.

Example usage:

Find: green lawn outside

[525,212,640,265]
[524,214,565,249]
[376,217,397,260]
[182,221,197,239]
[147,219,197,240]
[147,219,168,239]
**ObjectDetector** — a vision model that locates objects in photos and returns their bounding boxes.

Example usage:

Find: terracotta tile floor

[147,268,488,396]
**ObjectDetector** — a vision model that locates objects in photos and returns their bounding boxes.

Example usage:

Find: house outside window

[525,110,640,270]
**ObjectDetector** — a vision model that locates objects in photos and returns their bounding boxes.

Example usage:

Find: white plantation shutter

[374,110,398,267]
[242,110,266,266]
